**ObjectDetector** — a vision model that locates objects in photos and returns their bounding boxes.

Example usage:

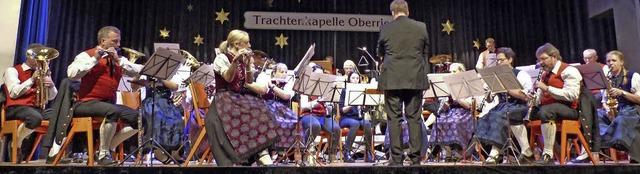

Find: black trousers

[73,100,138,127]
[384,89,423,164]
[5,105,51,129]
[533,103,579,123]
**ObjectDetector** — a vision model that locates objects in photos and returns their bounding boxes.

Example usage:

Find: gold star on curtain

[275,33,288,49]
[187,4,194,11]
[215,9,230,24]
[473,39,481,49]
[441,20,455,35]
[159,28,170,38]
[194,34,204,46]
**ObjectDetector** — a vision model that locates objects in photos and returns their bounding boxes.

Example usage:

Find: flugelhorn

[122,47,145,63]
[26,46,59,110]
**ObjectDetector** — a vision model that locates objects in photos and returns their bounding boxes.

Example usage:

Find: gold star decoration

[194,34,204,46]
[215,8,230,24]
[275,33,289,49]
[473,39,481,49]
[187,4,194,11]
[159,28,170,38]
[441,20,455,35]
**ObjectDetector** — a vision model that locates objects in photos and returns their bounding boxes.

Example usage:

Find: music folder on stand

[476,64,524,165]
[442,70,487,163]
[119,48,186,166]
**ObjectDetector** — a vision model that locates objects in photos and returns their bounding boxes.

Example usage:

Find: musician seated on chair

[523,43,583,165]
[2,43,58,164]
[427,63,477,162]
[261,63,298,156]
[299,65,341,163]
[61,26,142,166]
[338,70,374,163]
[131,66,187,164]
[599,50,640,164]
[475,47,535,164]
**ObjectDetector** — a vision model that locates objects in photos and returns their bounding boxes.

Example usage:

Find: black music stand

[443,70,487,163]
[476,64,524,165]
[120,48,186,166]
[575,63,608,90]
[422,73,452,163]
[343,83,383,164]
[288,66,337,166]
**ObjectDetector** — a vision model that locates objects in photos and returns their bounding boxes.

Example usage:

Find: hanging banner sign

[244,11,392,32]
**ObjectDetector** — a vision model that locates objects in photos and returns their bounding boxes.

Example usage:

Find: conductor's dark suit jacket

[376,16,430,90]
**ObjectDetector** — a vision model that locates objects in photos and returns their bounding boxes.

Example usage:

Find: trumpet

[605,71,619,121]
[122,47,145,63]
[524,69,544,122]
[27,46,59,110]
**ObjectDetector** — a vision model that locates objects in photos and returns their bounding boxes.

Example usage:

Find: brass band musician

[2,43,58,164]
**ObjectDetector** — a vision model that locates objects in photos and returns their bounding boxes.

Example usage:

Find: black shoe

[15,148,23,164]
[364,153,375,163]
[570,157,590,163]
[45,156,72,164]
[630,159,639,164]
[343,151,355,163]
[535,154,554,165]
[519,155,535,164]
[97,155,118,166]
[388,161,403,166]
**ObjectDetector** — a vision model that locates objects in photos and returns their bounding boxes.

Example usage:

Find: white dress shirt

[3,63,58,101]
[67,51,142,81]
[536,61,583,103]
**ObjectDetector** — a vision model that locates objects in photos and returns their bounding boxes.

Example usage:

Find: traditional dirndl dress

[428,105,474,150]
[475,96,528,146]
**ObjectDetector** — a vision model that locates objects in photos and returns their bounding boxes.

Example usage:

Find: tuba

[121,47,145,63]
[26,46,59,110]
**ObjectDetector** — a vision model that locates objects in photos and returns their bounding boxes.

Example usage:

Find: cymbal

[428,54,452,64]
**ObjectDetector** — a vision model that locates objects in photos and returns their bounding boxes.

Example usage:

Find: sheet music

[141,48,186,80]
[345,83,384,106]
[423,73,451,98]
[293,44,316,78]
[186,64,215,86]
[293,67,338,96]
[153,43,180,54]
[118,75,135,92]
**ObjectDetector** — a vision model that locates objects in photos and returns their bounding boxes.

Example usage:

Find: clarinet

[524,70,544,122]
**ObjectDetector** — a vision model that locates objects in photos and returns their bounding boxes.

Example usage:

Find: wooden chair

[1,103,50,164]
[53,91,135,166]
[528,120,598,165]
[183,82,211,167]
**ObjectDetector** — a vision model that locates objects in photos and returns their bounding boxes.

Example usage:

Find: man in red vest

[3,43,58,164]
[64,26,142,166]
[526,43,583,165]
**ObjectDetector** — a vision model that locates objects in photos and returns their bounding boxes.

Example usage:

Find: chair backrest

[1,84,6,126]
[120,91,141,109]
[291,101,300,116]
[189,82,210,126]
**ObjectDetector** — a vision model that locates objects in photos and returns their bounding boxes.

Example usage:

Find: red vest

[5,65,37,107]
[214,53,244,92]
[540,62,579,108]
[76,48,122,102]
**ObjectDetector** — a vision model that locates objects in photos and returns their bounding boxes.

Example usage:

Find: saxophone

[606,71,619,121]
[524,69,544,122]
[26,46,59,110]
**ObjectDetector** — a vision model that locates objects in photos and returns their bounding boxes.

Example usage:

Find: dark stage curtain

[32,0,615,85]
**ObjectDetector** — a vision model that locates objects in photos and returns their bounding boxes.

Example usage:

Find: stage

[1,159,638,174]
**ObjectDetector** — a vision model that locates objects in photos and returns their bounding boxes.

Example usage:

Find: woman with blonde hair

[205,29,279,166]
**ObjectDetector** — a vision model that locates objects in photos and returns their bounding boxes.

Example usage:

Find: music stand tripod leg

[499,99,521,165]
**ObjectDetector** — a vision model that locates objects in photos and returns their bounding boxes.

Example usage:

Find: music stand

[344,83,384,165]
[476,64,524,165]
[442,70,487,163]
[575,63,608,90]
[120,48,186,166]
[421,73,452,163]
